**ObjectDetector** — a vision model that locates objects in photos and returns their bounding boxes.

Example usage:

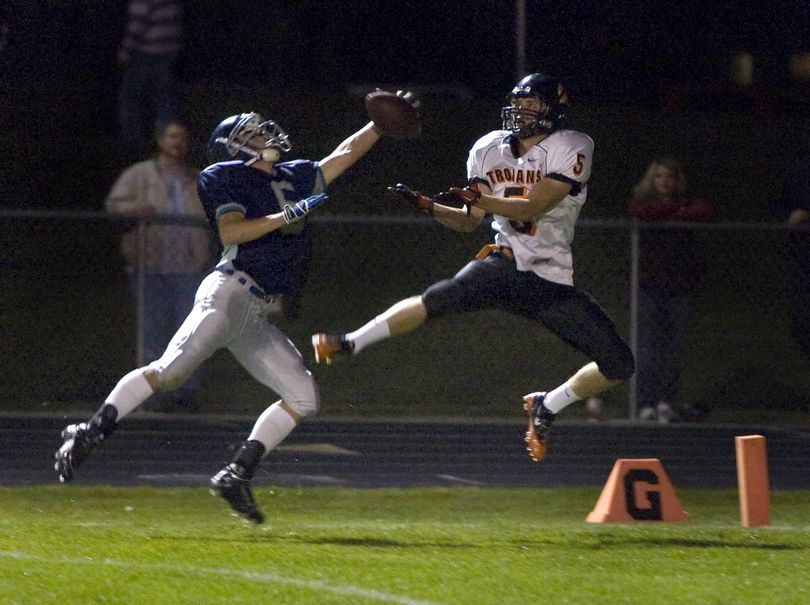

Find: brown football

[364,90,421,139]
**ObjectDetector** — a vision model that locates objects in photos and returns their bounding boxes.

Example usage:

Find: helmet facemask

[216,112,292,165]
[501,97,555,139]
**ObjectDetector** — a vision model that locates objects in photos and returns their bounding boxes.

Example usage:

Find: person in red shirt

[627,159,713,422]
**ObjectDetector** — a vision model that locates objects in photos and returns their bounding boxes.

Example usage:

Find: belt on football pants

[475,243,515,262]
[220,268,278,302]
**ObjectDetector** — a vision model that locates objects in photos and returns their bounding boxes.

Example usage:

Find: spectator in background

[105,120,213,412]
[118,0,184,158]
[627,159,713,422]
[774,168,810,362]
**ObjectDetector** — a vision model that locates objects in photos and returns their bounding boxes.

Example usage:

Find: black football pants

[422,251,635,380]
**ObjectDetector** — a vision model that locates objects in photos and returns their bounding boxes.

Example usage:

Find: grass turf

[0,486,808,604]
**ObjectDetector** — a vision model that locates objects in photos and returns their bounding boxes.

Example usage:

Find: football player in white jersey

[312,74,634,462]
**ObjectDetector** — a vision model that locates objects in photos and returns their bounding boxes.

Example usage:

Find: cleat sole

[523,394,549,462]
[312,333,348,366]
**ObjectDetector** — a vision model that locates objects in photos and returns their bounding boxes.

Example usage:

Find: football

[364,89,422,139]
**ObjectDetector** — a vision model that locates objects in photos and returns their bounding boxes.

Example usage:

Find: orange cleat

[523,392,555,462]
[311,333,352,365]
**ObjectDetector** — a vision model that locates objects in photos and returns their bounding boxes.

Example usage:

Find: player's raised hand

[364,90,422,139]
[395,90,421,110]
[386,183,435,216]
[282,193,329,224]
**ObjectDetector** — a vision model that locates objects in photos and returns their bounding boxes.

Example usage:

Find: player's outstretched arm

[477,178,571,221]
[386,183,485,233]
[432,195,486,232]
[318,89,421,187]
[318,122,382,187]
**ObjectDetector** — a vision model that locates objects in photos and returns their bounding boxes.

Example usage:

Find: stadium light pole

[515,0,526,79]
[628,220,640,419]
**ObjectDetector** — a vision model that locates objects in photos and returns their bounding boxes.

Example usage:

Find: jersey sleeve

[545,131,594,195]
[465,145,480,182]
[278,159,324,198]
[465,131,504,191]
[197,163,246,222]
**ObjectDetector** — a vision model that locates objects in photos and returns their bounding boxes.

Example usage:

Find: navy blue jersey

[197,159,325,294]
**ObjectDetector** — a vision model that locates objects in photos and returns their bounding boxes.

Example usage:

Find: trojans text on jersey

[486,168,543,186]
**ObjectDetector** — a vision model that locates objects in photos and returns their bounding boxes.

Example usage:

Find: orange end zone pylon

[735,435,771,527]
[586,458,689,523]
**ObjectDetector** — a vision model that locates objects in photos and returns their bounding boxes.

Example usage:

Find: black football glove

[435,183,482,216]
[386,183,435,216]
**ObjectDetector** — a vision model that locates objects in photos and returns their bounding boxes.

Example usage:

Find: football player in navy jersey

[55,110,392,523]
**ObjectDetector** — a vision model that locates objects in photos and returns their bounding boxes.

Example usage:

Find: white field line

[0,550,442,605]
[435,474,485,486]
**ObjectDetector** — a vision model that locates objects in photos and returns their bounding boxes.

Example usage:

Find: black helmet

[501,73,569,138]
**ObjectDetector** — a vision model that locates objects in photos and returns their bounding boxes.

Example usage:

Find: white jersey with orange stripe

[466,128,594,285]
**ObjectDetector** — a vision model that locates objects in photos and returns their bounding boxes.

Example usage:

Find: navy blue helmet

[207,112,292,165]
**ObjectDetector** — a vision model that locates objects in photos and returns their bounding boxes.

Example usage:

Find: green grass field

[1,487,808,604]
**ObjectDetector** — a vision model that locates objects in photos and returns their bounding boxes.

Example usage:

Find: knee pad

[148,363,186,392]
[148,348,206,392]
[423,278,462,319]
[599,344,636,381]
[283,373,320,418]
[423,259,497,318]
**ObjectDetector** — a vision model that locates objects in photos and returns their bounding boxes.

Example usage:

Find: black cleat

[210,466,265,524]
[54,422,103,483]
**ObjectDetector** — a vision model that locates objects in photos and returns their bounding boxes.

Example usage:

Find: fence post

[135,218,147,367]
[628,218,639,419]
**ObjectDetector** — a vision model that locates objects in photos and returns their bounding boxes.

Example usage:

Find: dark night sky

[4,1,809,101]
[185,2,805,104]
[1,1,809,211]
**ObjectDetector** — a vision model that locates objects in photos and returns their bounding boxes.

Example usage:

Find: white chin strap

[260,147,280,162]
[244,147,280,167]
[221,134,281,166]
[243,147,280,167]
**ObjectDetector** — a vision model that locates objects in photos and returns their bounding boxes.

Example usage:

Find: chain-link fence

[2,211,808,421]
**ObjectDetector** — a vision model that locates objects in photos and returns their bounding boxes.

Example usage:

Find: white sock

[104,369,154,420]
[248,401,298,452]
[346,315,391,354]
[543,379,583,414]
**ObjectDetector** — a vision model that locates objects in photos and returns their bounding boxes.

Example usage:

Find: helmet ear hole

[207,116,241,164]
